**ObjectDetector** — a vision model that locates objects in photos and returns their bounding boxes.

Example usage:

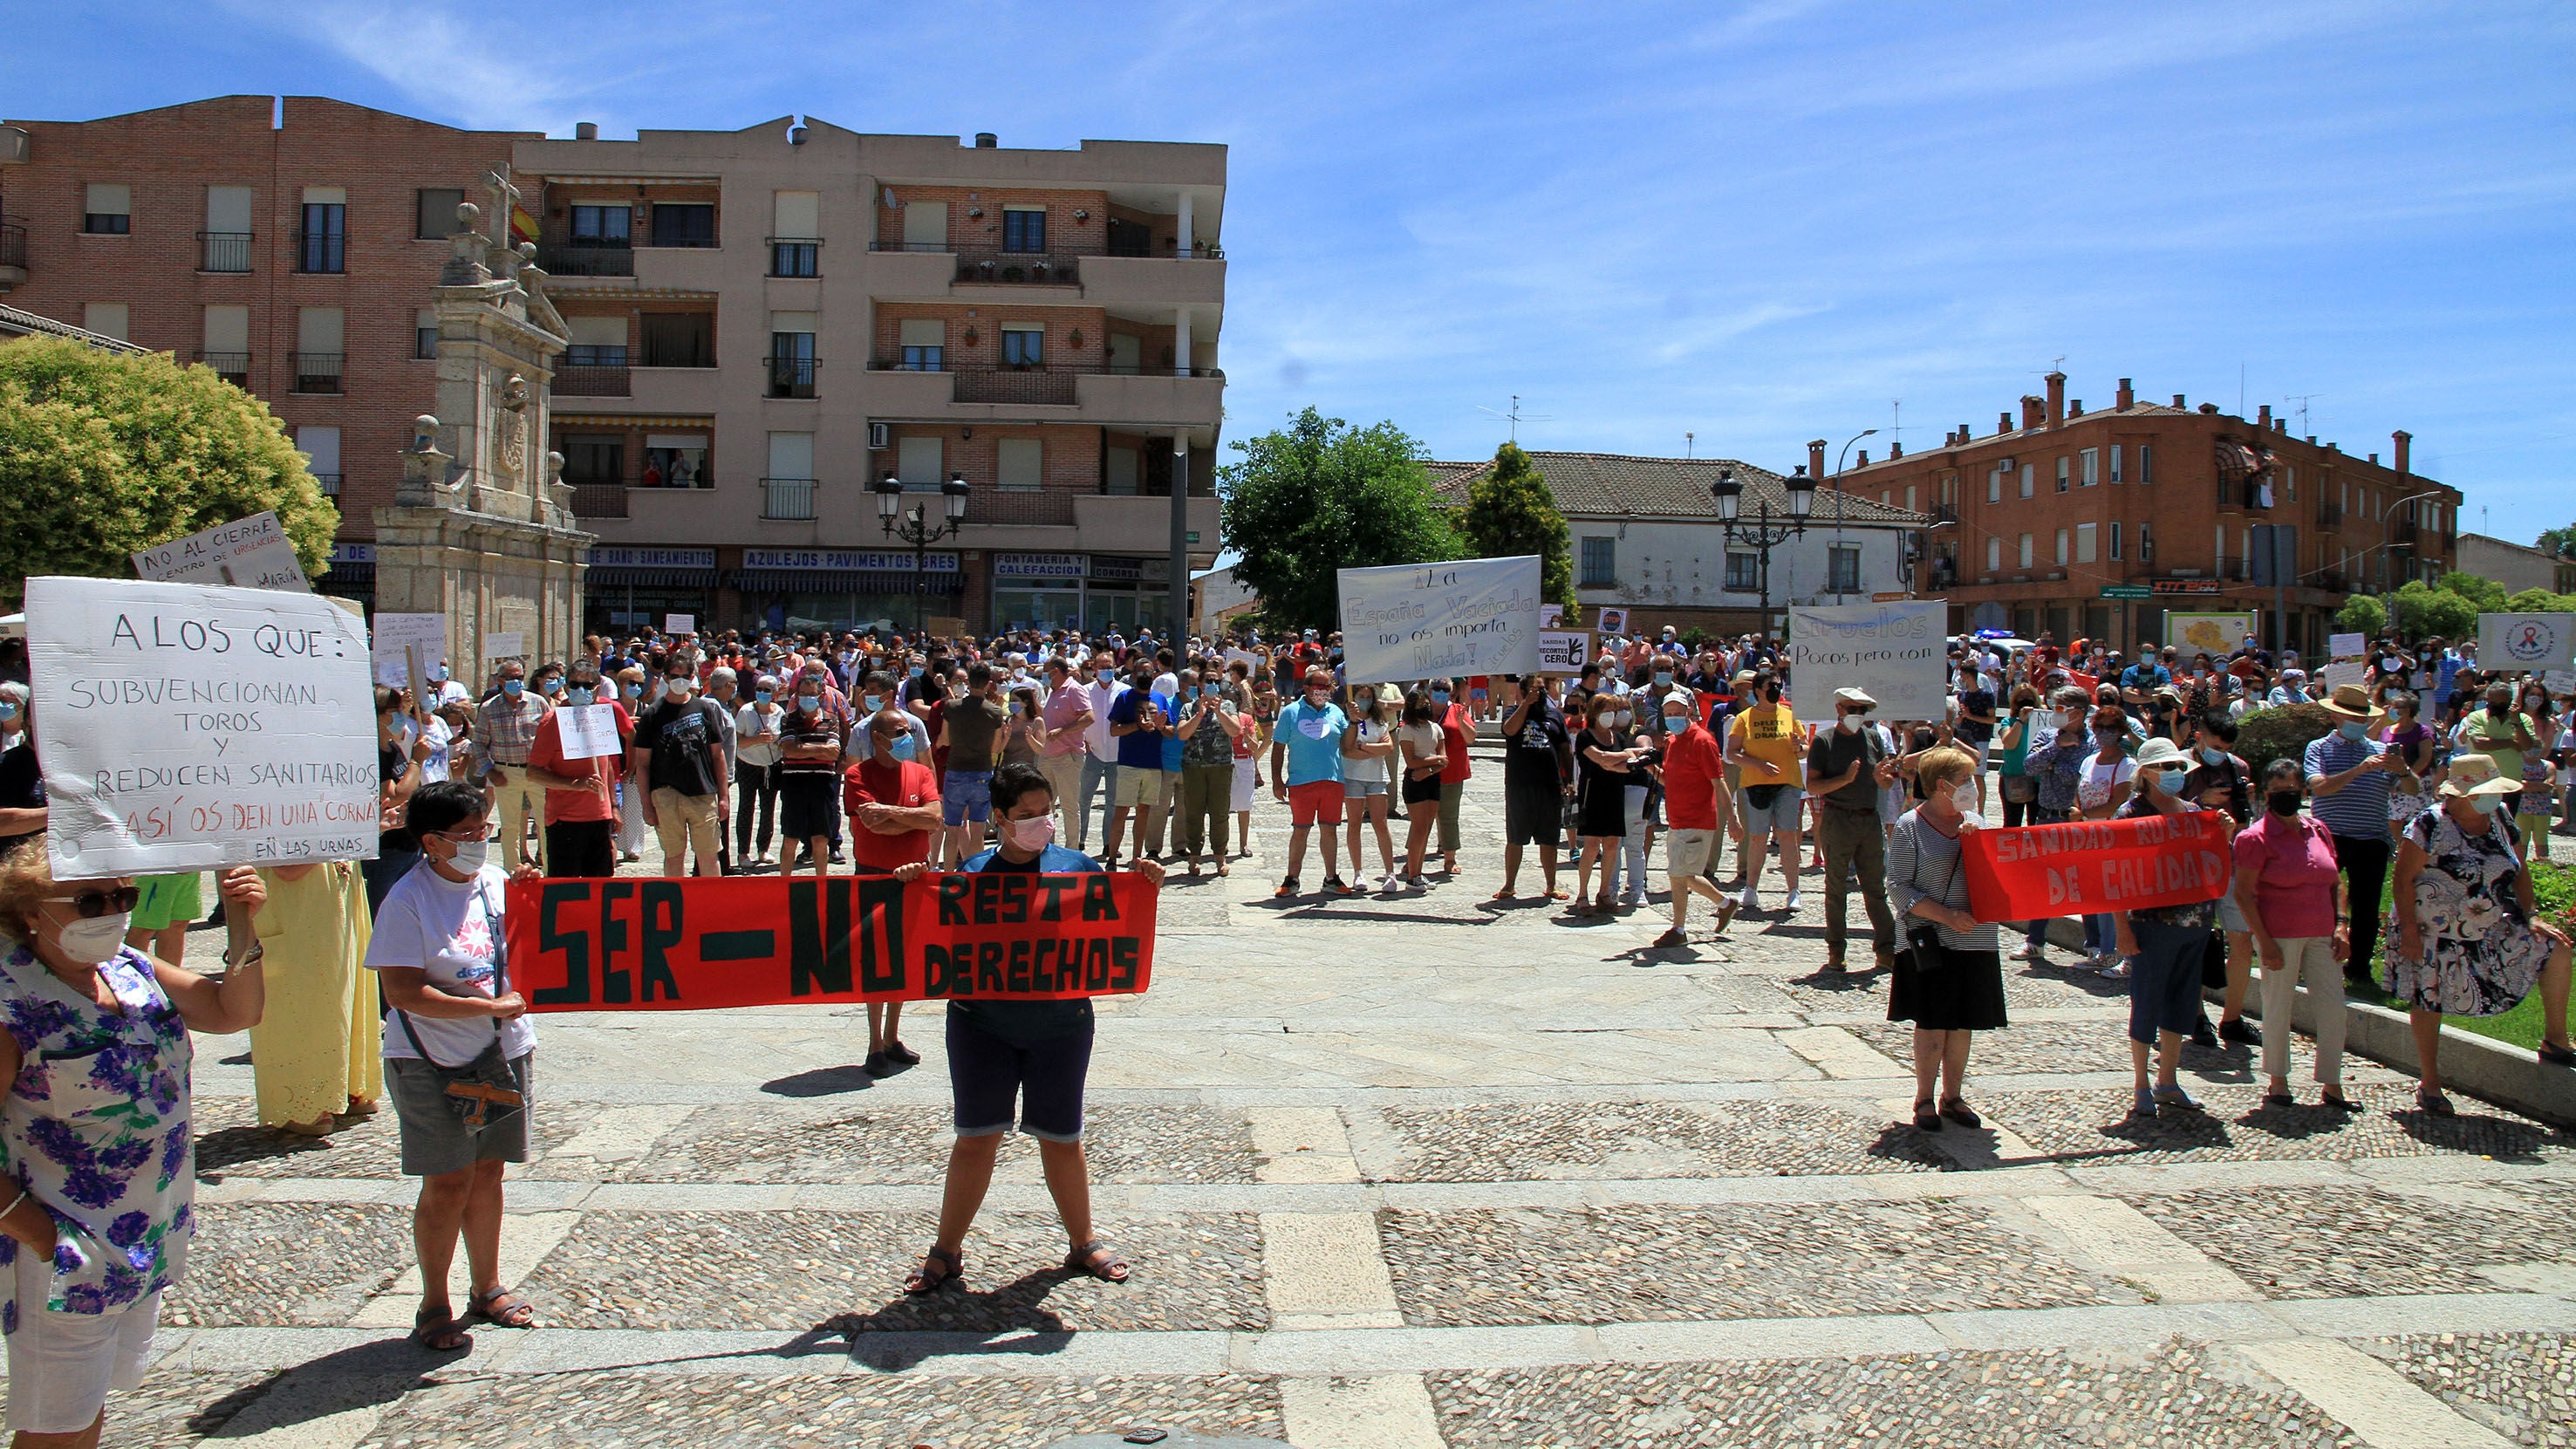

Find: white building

[1431,452,1930,637]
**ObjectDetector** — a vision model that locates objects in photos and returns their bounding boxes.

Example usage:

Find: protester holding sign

[0,854,266,1442]
[2111,738,2220,1121]
[0,682,38,858]
[523,668,628,880]
[1884,745,2005,1134]
[1806,687,1901,974]
[892,762,1165,1297]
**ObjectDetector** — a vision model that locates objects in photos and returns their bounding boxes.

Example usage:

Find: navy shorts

[943,769,994,825]
[2128,920,2210,1045]
[947,1009,1095,1143]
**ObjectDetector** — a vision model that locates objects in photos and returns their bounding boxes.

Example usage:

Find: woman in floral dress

[2389,753,2576,1116]
[0,851,266,1445]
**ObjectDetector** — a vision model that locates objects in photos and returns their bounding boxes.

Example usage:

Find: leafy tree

[1216,407,1461,633]
[1457,442,1576,607]
[2334,593,2388,637]
[2504,587,2573,614]
[2538,524,2576,560]
[0,338,338,606]
[2438,570,2508,613]
[2391,578,2477,640]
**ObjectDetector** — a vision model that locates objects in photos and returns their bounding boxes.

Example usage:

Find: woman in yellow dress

[250,859,383,1134]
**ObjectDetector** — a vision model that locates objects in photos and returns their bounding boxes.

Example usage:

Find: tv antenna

[2282,393,2324,436]
[1476,394,1552,443]
[1890,399,1902,454]
[1684,431,1695,460]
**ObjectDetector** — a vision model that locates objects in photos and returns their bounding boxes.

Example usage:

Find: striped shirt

[2302,731,2392,838]
[475,692,550,766]
[1886,810,1999,952]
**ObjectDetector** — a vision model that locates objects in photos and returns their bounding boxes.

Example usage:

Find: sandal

[2320,1090,2360,1112]
[904,1245,964,1296]
[410,1305,469,1350]
[1912,1098,1943,1132]
[281,1116,337,1138]
[1064,1240,1131,1283]
[1489,888,1516,902]
[465,1288,535,1329]
[1938,1097,1981,1129]
[2415,1088,2456,1118]
[2539,1042,2576,1067]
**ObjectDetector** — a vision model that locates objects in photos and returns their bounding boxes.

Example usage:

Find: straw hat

[2133,737,2191,770]
[2319,683,2381,721]
[2438,754,2518,799]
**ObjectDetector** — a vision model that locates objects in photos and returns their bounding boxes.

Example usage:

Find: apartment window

[2109,445,2123,484]
[1828,544,1862,594]
[2138,444,2153,485]
[296,426,341,496]
[898,318,945,371]
[2110,522,2123,560]
[2055,528,2069,565]
[415,188,463,240]
[1986,537,2001,573]
[82,303,129,342]
[1001,206,1046,253]
[2081,448,2099,486]
[562,434,625,486]
[2284,464,2296,500]
[566,315,629,369]
[1904,485,1917,512]
[298,188,345,272]
[998,438,1043,492]
[2019,463,2034,498]
[2055,456,2069,493]
[763,432,816,519]
[201,186,254,271]
[2075,523,2097,564]
[2018,533,2033,569]
[570,204,631,245]
[769,190,820,276]
[650,202,715,248]
[200,304,249,383]
[1724,552,1759,591]
[414,308,438,360]
[1105,445,1140,496]
[294,307,345,393]
[1580,537,1616,588]
[83,183,130,234]
[897,435,943,489]
[644,434,707,489]
[1000,324,1044,368]
[1987,468,2002,504]
[639,312,714,368]
[769,331,817,399]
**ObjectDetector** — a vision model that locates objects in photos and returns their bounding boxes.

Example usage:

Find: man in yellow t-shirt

[1725,673,1807,913]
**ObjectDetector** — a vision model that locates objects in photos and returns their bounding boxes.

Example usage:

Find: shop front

[584,546,721,635]
[318,543,375,611]
[1084,555,1174,636]
[987,553,1173,637]
[732,548,960,637]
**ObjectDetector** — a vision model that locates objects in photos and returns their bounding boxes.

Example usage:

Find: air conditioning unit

[868,421,891,450]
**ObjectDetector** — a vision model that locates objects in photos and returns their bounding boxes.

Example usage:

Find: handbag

[1902,828,1963,981]
[393,881,525,1130]
[2000,774,2039,803]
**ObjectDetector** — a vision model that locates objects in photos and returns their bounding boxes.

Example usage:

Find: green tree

[0,338,338,606]
[2504,587,2569,614]
[1456,441,1576,607]
[2391,579,2477,640]
[1216,407,1461,632]
[2334,593,2388,637]
[2438,570,2508,613]
[2538,524,2576,560]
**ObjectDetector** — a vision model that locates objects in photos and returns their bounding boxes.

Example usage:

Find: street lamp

[1834,427,1877,479]
[1712,465,1818,636]
[2375,487,2449,595]
[876,470,971,637]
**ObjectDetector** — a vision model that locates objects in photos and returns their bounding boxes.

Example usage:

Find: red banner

[502,872,1157,1012]
[1961,812,2230,922]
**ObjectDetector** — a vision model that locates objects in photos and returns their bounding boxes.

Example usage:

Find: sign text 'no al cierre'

[1336,555,1542,685]
[26,576,380,877]
[505,871,1158,1011]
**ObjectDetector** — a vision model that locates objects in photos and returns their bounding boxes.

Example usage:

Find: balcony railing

[2316,502,2344,528]
[868,359,1216,407]
[542,243,634,277]
[1930,502,1958,523]
[293,230,345,274]
[0,218,24,270]
[311,473,342,497]
[2216,554,2251,581]
[767,237,820,277]
[191,350,251,387]
[570,483,629,519]
[196,231,253,272]
[953,250,1080,284]
[866,238,1227,260]
[290,352,344,393]
[767,357,818,400]
[555,363,631,397]
[761,477,817,520]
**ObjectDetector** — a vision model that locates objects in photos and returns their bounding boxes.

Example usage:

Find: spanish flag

[510,203,539,245]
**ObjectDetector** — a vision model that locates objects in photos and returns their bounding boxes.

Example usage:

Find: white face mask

[442,837,490,875]
[1947,782,1978,817]
[1008,813,1057,850]
[54,910,131,965]
[1836,714,1860,734]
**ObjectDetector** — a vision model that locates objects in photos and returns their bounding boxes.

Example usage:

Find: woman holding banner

[1885,745,2006,1134]
[2112,738,2219,1120]
[2388,755,2576,1115]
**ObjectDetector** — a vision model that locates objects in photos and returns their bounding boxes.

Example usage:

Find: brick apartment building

[1822,372,2463,655]
[0,99,1226,633]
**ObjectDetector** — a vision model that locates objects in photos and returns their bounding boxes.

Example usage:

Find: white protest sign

[2319,660,2368,691]
[483,630,524,659]
[2328,632,2366,661]
[1785,600,1947,721]
[2545,669,2576,695]
[132,511,310,592]
[371,613,448,687]
[26,576,379,875]
[2477,613,2576,673]
[1595,606,1630,635]
[665,613,695,636]
[1336,556,1542,684]
[1539,603,1564,628]
[554,703,623,761]
[1535,631,1593,672]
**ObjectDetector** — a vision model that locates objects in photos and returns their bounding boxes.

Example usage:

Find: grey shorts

[1739,784,1805,835]
[1343,777,1389,799]
[387,1051,534,1178]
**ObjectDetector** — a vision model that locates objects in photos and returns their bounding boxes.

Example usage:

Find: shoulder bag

[393,878,525,1129]
[1902,821,1963,983]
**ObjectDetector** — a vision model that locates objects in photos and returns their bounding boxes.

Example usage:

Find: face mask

[910,666,926,680]
[797,696,820,713]
[1836,714,1860,734]
[538,679,563,696]
[755,691,773,706]
[666,680,694,700]
[1612,711,1631,727]
[2483,793,2511,815]
[1664,713,1688,731]
[1947,782,1978,816]
[430,664,450,684]
[442,837,489,874]
[2266,791,2302,817]
[1095,668,1114,683]
[1307,691,1329,706]
[1009,701,1027,715]
[2338,721,2368,741]
[1431,690,1452,707]
[889,735,919,761]
[623,683,642,700]
[863,694,884,713]
[1008,814,1056,851]
[2149,768,2186,794]
[53,911,131,966]
[1654,672,1671,687]
[501,680,524,697]
[2199,746,2228,765]
[566,686,595,707]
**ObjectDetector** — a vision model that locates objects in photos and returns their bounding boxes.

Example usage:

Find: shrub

[2233,701,2338,781]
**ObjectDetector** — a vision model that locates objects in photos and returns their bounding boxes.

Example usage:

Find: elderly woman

[0,854,265,1443]
[2016,686,2100,963]
[363,780,542,1350]
[2389,754,2576,1115]
[1886,745,2007,1133]
[2232,759,2353,1109]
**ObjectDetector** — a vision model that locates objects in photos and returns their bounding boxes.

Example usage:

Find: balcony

[1078,251,1227,308]
[0,217,24,288]
[767,237,820,277]
[767,357,818,400]
[953,250,1081,286]
[2316,502,2344,528]
[762,477,817,521]
[191,350,250,388]
[863,360,1224,427]
[292,230,345,274]
[957,366,1078,407]
[542,243,634,277]
[1931,502,1958,523]
[290,352,344,394]
[2216,554,2251,581]
[556,363,631,397]
[311,473,342,497]
[196,231,253,273]
[570,483,629,519]
[1071,492,1223,560]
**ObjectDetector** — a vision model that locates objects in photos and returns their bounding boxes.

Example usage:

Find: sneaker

[1274,877,1300,899]
[1405,875,1429,891]
[1739,886,1759,912]
[2014,941,2047,961]
[1782,888,1802,912]
[1653,927,1687,948]
[1380,872,1404,893]
[2219,1016,2263,1048]
[1324,877,1356,896]
[2189,1017,2221,1050]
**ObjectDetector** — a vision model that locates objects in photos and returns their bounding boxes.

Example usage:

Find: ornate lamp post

[1711,464,1818,636]
[876,470,970,637]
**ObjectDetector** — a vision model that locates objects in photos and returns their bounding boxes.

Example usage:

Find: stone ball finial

[545,449,565,482]
[456,201,481,231]
[516,240,536,262]
[410,415,440,452]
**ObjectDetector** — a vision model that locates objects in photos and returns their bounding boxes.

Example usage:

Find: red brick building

[1822,372,2463,654]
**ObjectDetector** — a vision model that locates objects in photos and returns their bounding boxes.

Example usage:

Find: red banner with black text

[502,872,1157,1012]
[1960,813,2230,922]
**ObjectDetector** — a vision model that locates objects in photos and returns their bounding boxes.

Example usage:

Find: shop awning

[728,569,963,594]
[587,565,720,588]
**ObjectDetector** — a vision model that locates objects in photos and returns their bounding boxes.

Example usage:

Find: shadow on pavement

[762,1065,880,1097]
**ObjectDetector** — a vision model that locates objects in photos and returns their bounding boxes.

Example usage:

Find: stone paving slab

[1766,959,2134,1017]
[2124,1185,2576,1302]
[161,1201,413,1328]
[2363,1330,2576,1448]
[1422,1338,2361,1447]
[516,1209,1267,1334]
[1378,1200,2119,1326]
[612,1103,1261,1185]
[191,1095,581,1182]
[1982,1080,2576,1169]
[1371,1100,1946,1181]
[0,1369,276,1447]
[1845,1015,2261,1079]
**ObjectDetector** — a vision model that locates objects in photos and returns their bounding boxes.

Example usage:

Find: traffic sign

[2099,585,2152,599]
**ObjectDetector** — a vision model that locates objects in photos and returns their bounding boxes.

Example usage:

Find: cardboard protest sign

[26,576,379,875]
[1535,630,1593,672]
[1786,601,1946,721]
[506,871,1158,1012]
[1337,556,1542,684]
[371,613,447,688]
[1596,606,1630,635]
[1961,812,2231,923]
[483,631,525,659]
[2478,613,2576,673]
[664,613,695,637]
[553,703,623,761]
[132,511,309,592]
[2167,612,2257,658]
[2328,632,2366,661]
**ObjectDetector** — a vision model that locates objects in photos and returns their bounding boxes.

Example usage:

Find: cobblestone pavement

[15,748,2574,1446]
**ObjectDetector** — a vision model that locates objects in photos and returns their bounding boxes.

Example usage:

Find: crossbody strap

[393,878,507,1070]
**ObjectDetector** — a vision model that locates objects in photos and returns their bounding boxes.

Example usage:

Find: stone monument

[375,175,591,674]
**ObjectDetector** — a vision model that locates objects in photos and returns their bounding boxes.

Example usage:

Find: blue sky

[9,2,2573,537]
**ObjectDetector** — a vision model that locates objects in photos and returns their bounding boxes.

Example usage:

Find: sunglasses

[50,886,140,919]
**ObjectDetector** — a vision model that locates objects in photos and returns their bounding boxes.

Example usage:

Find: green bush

[2335,594,2388,636]
[2233,701,2338,781]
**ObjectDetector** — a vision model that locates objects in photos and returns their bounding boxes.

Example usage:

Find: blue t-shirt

[1276,700,1349,786]
[947,842,1098,1043]
[1110,688,1165,770]
[1156,693,1186,771]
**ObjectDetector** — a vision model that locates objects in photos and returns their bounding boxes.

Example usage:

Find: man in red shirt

[843,706,943,1075]
[1653,688,1736,948]
[524,665,632,878]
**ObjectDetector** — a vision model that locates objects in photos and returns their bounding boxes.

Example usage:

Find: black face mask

[2266,791,2302,817]
[1762,683,1781,703]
